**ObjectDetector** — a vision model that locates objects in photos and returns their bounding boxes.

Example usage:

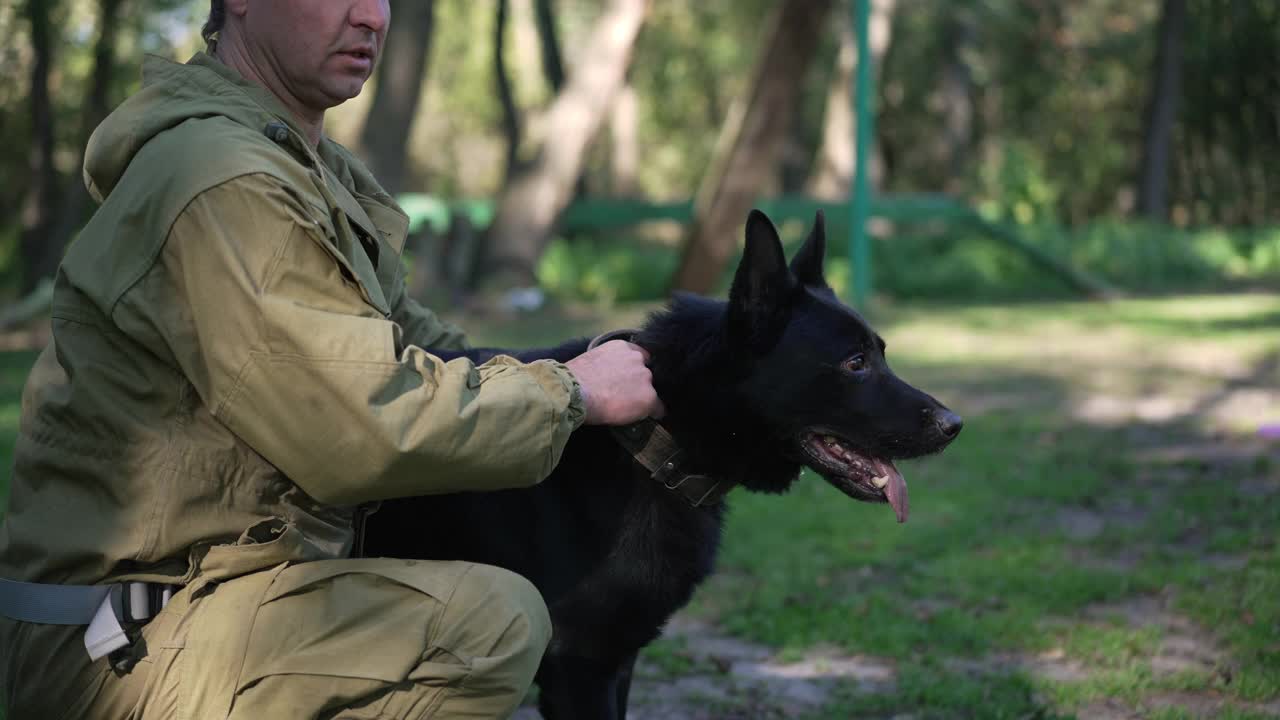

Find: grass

[2,293,1278,718]
[460,292,1280,717]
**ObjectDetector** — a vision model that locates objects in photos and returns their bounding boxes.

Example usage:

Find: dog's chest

[596,479,725,608]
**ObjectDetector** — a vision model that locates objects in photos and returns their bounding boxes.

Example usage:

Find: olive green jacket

[0,53,585,591]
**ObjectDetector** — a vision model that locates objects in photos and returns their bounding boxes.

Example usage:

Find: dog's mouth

[800,431,908,523]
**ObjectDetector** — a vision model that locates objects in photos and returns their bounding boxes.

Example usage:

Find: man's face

[238,0,390,111]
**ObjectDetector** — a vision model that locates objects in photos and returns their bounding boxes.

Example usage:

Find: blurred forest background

[1,0,1278,311]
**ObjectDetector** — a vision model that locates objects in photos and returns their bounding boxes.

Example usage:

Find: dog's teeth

[823,435,838,446]
[871,474,890,488]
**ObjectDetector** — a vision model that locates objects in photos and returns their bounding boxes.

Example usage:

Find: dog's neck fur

[634,294,802,497]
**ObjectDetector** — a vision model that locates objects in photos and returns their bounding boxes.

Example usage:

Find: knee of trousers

[448,563,552,666]
[214,560,554,719]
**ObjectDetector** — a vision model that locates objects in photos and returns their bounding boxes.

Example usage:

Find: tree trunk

[673,0,835,294]
[19,0,61,293]
[609,81,639,196]
[478,0,649,291]
[1135,0,1186,221]
[533,0,590,203]
[495,0,522,181]
[49,0,126,267]
[806,0,894,201]
[356,0,435,194]
[937,4,974,193]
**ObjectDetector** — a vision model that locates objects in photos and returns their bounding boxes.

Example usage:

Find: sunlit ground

[1,293,1277,718]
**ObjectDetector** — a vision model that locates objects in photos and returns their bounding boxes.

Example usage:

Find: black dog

[364,210,962,719]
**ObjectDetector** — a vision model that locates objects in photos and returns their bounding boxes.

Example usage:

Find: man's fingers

[599,339,649,364]
[649,395,666,420]
[628,342,651,363]
[566,339,664,425]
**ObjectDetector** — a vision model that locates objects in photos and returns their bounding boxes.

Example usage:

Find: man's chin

[316,80,370,108]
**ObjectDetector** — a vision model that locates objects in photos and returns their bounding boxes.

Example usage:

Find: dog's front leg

[535,653,628,720]
[614,650,639,720]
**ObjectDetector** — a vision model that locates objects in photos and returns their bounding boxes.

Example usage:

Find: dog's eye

[841,354,868,373]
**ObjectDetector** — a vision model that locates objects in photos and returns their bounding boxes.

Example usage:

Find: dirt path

[513,615,897,719]
[623,617,895,719]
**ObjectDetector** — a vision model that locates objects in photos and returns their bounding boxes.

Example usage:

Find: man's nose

[351,0,390,34]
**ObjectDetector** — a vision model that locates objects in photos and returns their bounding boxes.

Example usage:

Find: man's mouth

[800,431,909,523]
[338,46,375,64]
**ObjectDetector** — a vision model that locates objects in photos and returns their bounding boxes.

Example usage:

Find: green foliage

[976,141,1063,226]
[1176,0,1280,226]
[1058,223,1280,290]
[522,221,1280,307]
[873,229,1075,301]
[881,0,1153,223]
[536,235,679,304]
[881,0,1279,227]
[877,222,1280,301]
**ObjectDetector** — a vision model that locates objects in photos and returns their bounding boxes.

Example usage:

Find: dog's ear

[789,210,828,288]
[728,210,793,351]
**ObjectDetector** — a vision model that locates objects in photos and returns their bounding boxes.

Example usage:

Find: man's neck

[213,38,324,147]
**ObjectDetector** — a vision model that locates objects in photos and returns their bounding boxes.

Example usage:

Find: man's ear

[789,210,828,288]
[727,210,793,351]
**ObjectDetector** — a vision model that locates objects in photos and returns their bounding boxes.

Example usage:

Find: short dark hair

[201,0,225,44]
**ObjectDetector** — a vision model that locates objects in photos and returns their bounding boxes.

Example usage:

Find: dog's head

[716,209,962,522]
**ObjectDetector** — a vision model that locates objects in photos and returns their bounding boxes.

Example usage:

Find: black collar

[587,330,736,508]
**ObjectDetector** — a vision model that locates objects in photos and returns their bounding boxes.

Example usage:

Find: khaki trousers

[3,559,551,719]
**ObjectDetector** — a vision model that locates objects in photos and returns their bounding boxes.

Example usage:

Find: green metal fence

[398,191,1115,300]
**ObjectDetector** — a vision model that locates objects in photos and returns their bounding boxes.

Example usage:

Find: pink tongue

[874,459,908,523]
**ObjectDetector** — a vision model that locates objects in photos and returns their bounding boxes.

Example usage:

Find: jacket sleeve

[385,269,470,352]
[118,173,585,506]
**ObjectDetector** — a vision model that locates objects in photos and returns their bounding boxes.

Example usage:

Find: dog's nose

[931,409,964,439]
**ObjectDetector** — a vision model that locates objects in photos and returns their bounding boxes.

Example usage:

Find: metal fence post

[850,0,874,309]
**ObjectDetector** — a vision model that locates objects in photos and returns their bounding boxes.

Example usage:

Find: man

[0,1,662,717]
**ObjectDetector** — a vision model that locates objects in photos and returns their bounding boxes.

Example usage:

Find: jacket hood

[84,52,308,202]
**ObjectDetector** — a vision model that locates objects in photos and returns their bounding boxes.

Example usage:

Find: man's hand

[565,341,665,425]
